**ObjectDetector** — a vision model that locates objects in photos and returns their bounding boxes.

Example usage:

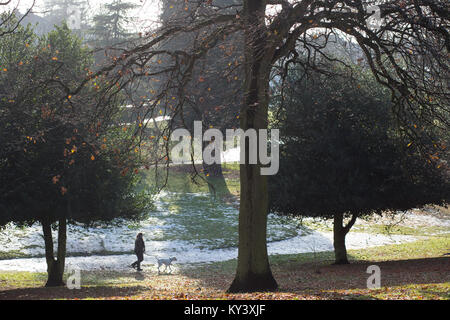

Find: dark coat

[134,238,145,254]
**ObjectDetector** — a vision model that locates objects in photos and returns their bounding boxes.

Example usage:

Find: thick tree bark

[41,216,67,287]
[228,160,277,292]
[45,257,65,287]
[333,214,349,265]
[203,161,231,196]
[333,213,357,265]
[57,215,67,276]
[202,139,231,196]
[228,0,278,293]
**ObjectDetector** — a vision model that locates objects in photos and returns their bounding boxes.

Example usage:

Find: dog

[156,257,177,274]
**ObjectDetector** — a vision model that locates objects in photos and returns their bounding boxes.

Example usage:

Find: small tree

[269,65,449,264]
[0,19,149,286]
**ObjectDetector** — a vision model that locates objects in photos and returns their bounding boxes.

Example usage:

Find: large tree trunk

[41,216,67,287]
[333,213,349,265]
[45,257,65,287]
[202,161,231,196]
[333,213,357,265]
[190,110,232,197]
[202,138,230,196]
[228,161,277,292]
[228,0,277,293]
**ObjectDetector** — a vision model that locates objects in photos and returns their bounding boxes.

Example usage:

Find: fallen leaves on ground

[0,256,448,300]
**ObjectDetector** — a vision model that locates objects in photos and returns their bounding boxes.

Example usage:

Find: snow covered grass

[0,164,448,273]
[0,192,298,267]
[299,207,450,236]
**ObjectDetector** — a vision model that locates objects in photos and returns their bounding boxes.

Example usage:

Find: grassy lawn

[141,163,241,196]
[0,165,448,300]
[0,235,448,300]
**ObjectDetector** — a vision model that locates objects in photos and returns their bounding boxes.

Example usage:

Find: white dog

[155,257,177,274]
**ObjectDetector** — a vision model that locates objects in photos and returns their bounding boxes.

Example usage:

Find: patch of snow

[0,192,444,272]
[0,230,418,272]
[268,230,417,255]
[402,211,450,228]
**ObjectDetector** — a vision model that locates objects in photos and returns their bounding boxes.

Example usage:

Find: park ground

[0,236,448,300]
[0,164,448,300]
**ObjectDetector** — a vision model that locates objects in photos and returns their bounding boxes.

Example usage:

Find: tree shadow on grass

[0,285,147,300]
[178,256,450,299]
[0,270,157,300]
[273,256,450,298]
[307,257,450,290]
[1,256,447,300]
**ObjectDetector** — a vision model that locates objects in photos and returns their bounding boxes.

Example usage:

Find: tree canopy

[0,17,150,286]
[269,62,449,263]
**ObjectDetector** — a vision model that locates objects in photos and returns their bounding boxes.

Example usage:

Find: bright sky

[2,1,313,31]
[3,0,162,31]
[3,1,360,45]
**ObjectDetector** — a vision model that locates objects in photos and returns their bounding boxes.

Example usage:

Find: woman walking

[131,233,145,271]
